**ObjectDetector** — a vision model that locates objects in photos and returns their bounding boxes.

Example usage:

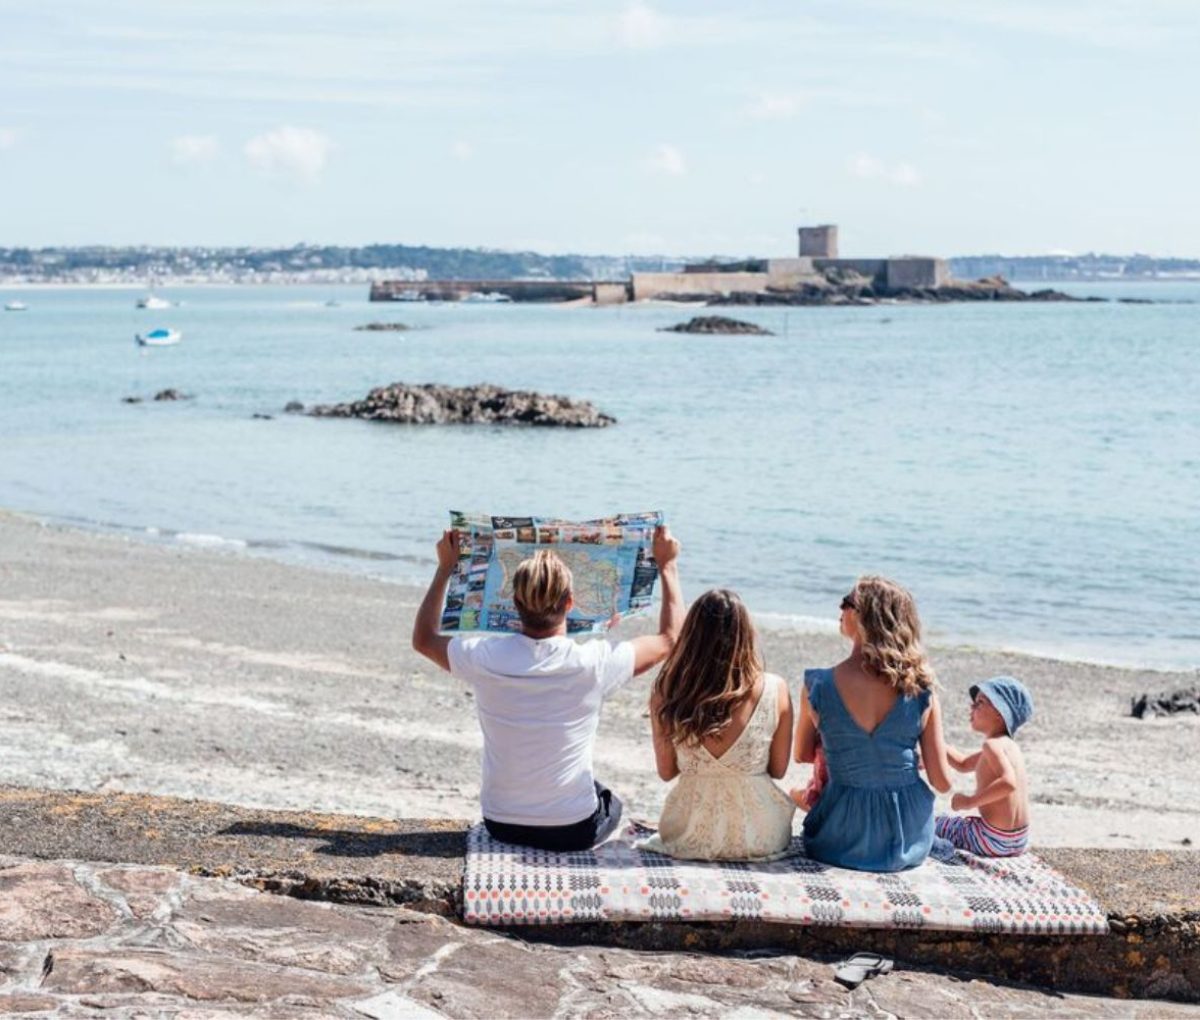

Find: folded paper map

[440,510,665,634]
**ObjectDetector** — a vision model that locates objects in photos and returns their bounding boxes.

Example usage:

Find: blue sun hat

[969,676,1034,736]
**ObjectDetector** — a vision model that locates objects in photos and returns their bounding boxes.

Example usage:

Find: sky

[2,0,1198,257]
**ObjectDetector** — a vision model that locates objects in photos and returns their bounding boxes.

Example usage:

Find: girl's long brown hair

[850,575,936,697]
[654,589,763,745]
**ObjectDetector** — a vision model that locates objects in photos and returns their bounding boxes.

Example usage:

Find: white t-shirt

[447,633,636,827]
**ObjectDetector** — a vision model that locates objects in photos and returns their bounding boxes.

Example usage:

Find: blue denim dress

[801,667,934,872]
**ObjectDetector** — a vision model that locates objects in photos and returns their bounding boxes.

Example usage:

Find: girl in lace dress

[640,589,796,861]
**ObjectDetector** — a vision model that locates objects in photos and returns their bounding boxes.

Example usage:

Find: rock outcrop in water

[353,322,410,332]
[122,389,192,404]
[710,273,1084,307]
[659,315,774,336]
[890,276,1083,303]
[307,383,615,428]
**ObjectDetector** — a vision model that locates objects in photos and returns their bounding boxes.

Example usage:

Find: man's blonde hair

[512,549,573,631]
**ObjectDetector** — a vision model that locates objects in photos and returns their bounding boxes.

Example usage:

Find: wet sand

[0,510,1195,848]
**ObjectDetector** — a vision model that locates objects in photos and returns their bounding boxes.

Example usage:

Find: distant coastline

[2,243,1198,287]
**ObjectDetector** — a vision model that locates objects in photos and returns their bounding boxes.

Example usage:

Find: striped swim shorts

[935,813,1029,857]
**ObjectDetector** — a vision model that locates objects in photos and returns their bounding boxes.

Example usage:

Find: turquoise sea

[1,282,1197,669]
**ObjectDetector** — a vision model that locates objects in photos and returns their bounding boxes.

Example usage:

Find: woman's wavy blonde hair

[847,575,935,697]
[654,589,762,746]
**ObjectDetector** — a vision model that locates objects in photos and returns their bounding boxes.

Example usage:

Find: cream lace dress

[640,673,797,861]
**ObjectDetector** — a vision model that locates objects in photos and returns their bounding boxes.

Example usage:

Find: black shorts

[483,782,623,852]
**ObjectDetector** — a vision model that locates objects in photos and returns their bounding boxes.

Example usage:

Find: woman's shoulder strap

[803,666,833,708]
[757,672,783,727]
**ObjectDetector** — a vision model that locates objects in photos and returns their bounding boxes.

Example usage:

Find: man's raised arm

[411,529,459,672]
[631,526,684,676]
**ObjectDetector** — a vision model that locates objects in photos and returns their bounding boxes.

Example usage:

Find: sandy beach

[0,510,1195,849]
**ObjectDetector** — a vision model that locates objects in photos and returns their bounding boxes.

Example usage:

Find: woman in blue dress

[794,576,952,871]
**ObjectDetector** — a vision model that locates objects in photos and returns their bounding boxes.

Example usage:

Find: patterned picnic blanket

[462,823,1109,934]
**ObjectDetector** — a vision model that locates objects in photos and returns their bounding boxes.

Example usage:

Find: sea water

[1,283,1197,669]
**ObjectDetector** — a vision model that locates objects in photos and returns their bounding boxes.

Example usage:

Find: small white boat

[4,300,28,311]
[136,328,182,347]
[390,290,424,302]
[137,295,171,310]
[463,291,512,303]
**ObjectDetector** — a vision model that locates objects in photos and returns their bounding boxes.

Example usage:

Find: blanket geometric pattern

[462,823,1109,935]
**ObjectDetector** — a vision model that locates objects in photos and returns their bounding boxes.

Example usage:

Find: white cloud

[244,126,332,183]
[616,2,670,48]
[451,140,475,160]
[0,128,18,150]
[745,92,808,120]
[169,134,219,166]
[646,143,686,177]
[849,154,921,187]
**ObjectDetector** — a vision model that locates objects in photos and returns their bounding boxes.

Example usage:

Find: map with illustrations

[440,510,664,634]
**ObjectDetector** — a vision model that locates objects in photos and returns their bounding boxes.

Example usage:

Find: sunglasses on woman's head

[840,595,856,611]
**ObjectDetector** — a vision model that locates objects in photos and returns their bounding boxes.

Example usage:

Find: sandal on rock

[834,952,894,990]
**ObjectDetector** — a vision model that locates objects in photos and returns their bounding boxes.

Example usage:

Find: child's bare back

[937,676,1034,857]
[963,734,1028,831]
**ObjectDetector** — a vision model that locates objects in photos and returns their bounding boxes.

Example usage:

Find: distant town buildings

[3,240,1199,287]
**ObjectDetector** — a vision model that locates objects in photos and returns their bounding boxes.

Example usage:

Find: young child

[937,676,1033,857]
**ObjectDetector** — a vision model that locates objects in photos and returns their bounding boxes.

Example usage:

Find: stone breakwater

[302,382,616,428]
[659,315,774,336]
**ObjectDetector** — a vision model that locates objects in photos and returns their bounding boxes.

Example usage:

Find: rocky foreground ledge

[298,382,615,428]
[0,787,1196,1016]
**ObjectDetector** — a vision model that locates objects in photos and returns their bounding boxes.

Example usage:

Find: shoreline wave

[9,505,1197,676]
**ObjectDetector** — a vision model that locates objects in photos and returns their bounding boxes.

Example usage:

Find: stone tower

[798,224,838,258]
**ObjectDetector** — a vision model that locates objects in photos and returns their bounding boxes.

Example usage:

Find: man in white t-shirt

[412,526,683,851]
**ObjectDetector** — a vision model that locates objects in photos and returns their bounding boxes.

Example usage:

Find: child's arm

[767,677,794,780]
[918,694,953,793]
[951,739,1017,811]
[648,689,680,781]
[411,530,459,672]
[794,684,819,764]
[946,746,981,773]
